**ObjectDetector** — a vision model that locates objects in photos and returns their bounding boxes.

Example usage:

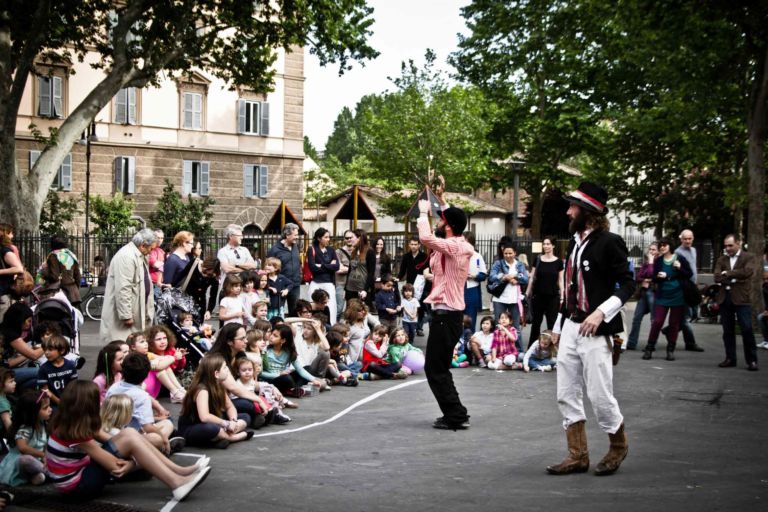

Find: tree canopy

[1,0,378,231]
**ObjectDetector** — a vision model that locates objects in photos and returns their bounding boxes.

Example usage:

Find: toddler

[219,274,248,326]
[469,316,495,368]
[522,330,558,372]
[374,275,401,333]
[488,311,520,370]
[0,368,16,433]
[235,357,291,424]
[386,327,422,375]
[400,283,419,344]
[178,311,214,351]
[264,257,291,318]
[100,393,134,436]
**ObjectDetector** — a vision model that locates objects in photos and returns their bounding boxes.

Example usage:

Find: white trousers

[557,319,623,434]
[307,281,337,325]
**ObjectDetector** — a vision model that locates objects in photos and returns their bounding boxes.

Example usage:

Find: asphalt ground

[7,303,768,512]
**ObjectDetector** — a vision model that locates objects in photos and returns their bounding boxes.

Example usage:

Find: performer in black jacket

[546,182,635,477]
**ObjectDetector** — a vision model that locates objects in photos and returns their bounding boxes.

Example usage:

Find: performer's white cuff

[598,296,623,323]
[552,313,563,335]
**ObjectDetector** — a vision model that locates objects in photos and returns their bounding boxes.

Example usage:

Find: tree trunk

[746,44,767,326]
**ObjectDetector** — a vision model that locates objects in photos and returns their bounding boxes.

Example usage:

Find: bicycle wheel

[85,294,104,321]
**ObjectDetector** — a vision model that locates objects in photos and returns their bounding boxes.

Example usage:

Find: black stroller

[698,283,721,323]
[155,288,209,369]
[32,297,81,355]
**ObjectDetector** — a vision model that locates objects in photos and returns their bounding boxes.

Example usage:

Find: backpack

[346,259,368,292]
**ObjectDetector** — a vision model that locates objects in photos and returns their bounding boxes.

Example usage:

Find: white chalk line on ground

[251,378,427,438]
[160,379,426,512]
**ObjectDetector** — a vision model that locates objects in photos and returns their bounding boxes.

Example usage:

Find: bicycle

[79,271,105,321]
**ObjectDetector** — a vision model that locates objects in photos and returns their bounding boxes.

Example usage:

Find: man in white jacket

[100,229,156,342]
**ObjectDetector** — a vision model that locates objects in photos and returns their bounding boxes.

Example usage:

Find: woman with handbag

[163,231,194,288]
[642,237,693,361]
[344,229,376,306]
[175,256,220,322]
[525,237,564,349]
[306,228,339,324]
[487,242,529,352]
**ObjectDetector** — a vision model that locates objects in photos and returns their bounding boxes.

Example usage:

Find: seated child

[126,334,172,421]
[93,342,125,404]
[386,327,422,375]
[469,316,495,368]
[361,325,406,380]
[326,331,357,386]
[523,330,558,372]
[487,311,520,370]
[451,341,469,368]
[148,325,188,376]
[134,328,186,403]
[235,357,291,424]
[36,334,78,405]
[47,381,210,502]
[0,368,17,435]
[105,352,185,456]
[0,389,51,486]
[100,393,134,436]
[178,311,214,351]
[329,324,362,382]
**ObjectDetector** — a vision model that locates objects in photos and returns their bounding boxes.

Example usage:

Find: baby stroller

[32,297,81,355]
[699,283,721,324]
[155,288,208,369]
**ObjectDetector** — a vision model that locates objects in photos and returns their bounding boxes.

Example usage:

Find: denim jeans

[627,288,655,349]
[528,357,556,370]
[679,306,697,348]
[759,312,768,342]
[720,294,757,364]
[339,360,362,379]
[493,301,523,352]
[403,321,418,344]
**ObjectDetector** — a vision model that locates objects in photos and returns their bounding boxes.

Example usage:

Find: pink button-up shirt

[417,214,473,311]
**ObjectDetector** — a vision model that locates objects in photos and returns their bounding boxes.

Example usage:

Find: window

[114,156,135,194]
[243,164,268,198]
[30,150,72,191]
[114,88,137,124]
[183,160,210,196]
[37,76,63,118]
[237,99,270,136]
[182,92,203,129]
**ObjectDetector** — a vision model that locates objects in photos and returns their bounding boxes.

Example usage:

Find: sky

[303,0,469,150]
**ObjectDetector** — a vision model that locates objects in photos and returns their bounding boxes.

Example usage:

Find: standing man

[335,230,355,322]
[714,234,758,371]
[417,177,474,430]
[268,223,302,315]
[547,182,635,476]
[663,229,705,351]
[217,224,257,289]
[100,229,157,342]
[398,237,429,336]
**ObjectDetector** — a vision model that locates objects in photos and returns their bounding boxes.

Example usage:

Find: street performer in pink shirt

[417,176,474,430]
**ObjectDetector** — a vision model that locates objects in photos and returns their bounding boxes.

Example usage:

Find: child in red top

[148,325,187,374]
[361,325,406,380]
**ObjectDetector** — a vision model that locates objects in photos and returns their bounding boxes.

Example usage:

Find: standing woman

[488,243,529,351]
[526,237,564,348]
[372,237,393,289]
[642,237,693,361]
[462,232,487,331]
[180,256,220,322]
[344,229,376,305]
[42,235,82,307]
[0,224,23,323]
[163,231,194,288]
[307,228,340,325]
[626,243,658,350]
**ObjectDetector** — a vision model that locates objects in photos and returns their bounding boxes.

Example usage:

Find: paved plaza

[8,303,768,512]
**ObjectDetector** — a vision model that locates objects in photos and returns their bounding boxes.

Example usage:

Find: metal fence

[15,230,715,278]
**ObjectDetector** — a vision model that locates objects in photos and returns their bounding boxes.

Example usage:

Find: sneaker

[393,370,408,379]
[169,436,186,454]
[170,389,186,403]
[541,365,553,372]
[432,417,470,430]
[172,466,211,502]
[274,412,292,424]
[477,359,487,368]
[30,472,46,485]
[416,330,425,337]
[75,357,87,370]
[283,400,299,409]
[758,341,768,349]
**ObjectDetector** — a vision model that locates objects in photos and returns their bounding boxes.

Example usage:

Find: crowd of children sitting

[0,265,557,504]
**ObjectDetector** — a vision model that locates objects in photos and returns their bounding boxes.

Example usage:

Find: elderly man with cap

[546,182,635,476]
[417,177,474,430]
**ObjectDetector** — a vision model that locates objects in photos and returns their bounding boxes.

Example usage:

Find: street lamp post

[78,122,97,272]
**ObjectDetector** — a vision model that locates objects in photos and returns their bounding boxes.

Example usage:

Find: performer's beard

[435,225,447,238]
[569,210,588,234]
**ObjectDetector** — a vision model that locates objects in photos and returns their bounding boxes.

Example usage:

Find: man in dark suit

[714,234,758,371]
[547,182,635,477]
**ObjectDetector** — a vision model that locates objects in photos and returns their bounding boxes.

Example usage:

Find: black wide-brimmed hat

[564,181,609,215]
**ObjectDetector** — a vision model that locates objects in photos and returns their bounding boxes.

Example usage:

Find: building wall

[15,47,305,231]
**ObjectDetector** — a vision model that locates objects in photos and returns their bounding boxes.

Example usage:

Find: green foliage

[148,180,216,239]
[304,136,319,161]
[89,193,138,239]
[39,190,80,236]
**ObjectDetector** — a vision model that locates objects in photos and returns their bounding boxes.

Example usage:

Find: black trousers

[425,309,468,424]
[529,293,559,349]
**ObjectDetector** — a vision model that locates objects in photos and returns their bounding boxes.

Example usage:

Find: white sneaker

[758,341,768,349]
[172,466,211,502]
[170,388,186,403]
[194,456,210,470]
[540,365,553,372]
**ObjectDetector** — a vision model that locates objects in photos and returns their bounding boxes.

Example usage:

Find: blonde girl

[100,394,134,435]
[522,330,558,372]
